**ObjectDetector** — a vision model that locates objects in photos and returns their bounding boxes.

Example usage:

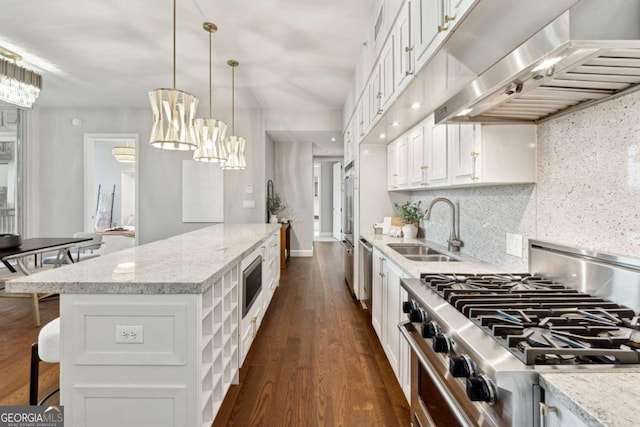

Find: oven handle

[399,321,475,427]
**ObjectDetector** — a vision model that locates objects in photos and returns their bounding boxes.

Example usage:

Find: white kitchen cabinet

[372,248,385,340]
[387,140,398,190]
[369,63,382,124]
[380,36,396,112]
[394,1,414,92]
[450,124,537,186]
[357,90,370,140]
[407,124,425,187]
[344,120,354,165]
[371,248,410,402]
[428,122,449,187]
[397,136,408,188]
[413,0,446,73]
[383,258,404,378]
[413,0,477,74]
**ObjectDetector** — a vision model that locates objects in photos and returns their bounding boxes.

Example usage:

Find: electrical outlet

[242,200,255,208]
[115,325,144,343]
[506,233,523,258]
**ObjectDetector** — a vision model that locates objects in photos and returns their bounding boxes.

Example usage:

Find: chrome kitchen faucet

[423,198,463,252]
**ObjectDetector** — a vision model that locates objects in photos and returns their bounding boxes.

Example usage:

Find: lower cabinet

[240,231,280,366]
[372,248,411,403]
[540,388,589,427]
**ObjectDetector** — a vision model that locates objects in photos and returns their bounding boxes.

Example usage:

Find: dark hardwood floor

[0,288,60,406]
[0,242,410,425]
[214,241,411,426]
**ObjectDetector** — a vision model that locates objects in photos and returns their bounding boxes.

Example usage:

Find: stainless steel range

[399,240,640,426]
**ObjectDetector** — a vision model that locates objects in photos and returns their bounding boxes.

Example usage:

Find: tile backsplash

[412,90,640,271]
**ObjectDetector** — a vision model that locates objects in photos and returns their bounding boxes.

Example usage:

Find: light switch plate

[506,233,523,258]
[242,200,255,209]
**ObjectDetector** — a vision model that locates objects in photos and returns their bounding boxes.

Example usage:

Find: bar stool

[29,317,60,405]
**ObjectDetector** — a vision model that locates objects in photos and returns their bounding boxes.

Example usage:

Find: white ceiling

[0,0,374,115]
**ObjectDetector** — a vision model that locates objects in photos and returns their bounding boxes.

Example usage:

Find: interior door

[332,162,342,240]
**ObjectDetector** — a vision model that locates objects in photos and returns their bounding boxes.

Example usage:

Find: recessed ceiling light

[379,133,386,139]
[456,108,473,117]
[411,102,421,110]
[392,121,400,127]
[532,56,563,72]
[331,137,336,141]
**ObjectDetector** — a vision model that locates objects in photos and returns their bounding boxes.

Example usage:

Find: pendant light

[112,144,136,163]
[148,0,199,151]
[221,60,246,170]
[193,22,227,162]
[0,46,42,109]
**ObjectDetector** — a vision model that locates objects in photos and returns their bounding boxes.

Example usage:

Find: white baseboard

[291,250,313,257]
[319,232,333,237]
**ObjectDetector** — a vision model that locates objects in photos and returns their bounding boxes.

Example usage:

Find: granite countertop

[360,233,512,278]
[6,223,280,295]
[540,371,640,427]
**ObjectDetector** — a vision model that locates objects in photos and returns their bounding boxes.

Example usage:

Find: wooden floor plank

[214,241,410,426]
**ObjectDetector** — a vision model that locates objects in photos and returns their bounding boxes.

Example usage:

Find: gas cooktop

[420,273,640,365]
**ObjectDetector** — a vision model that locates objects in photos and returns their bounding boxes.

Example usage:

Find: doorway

[83,133,139,249]
[314,160,339,242]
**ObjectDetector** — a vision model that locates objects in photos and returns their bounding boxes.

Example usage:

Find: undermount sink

[386,244,459,262]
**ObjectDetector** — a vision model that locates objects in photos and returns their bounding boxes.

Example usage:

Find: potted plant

[267,193,287,224]
[394,201,422,239]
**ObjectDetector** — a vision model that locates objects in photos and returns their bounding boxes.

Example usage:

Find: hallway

[214,241,410,426]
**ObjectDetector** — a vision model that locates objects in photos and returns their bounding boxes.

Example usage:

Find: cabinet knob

[471,151,480,158]
[420,165,429,170]
[405,70,414,76]
[405,46,413,52]
[421,182,430,186]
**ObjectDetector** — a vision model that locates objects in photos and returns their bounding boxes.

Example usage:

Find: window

[0,108,21,235]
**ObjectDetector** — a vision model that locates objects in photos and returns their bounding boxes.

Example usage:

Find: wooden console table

[280,222,290,269]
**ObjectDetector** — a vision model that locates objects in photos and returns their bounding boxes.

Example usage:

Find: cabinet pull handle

[471,151,480,181]
[421,165,430,186]
[539,403,557,427]
[437,25,447,33]
[445,15,455,23]
[405,70,414,76]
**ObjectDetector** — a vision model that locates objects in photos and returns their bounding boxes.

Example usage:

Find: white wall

[275,140,313,255]
[27,107,267,244]
[411,90,640,270]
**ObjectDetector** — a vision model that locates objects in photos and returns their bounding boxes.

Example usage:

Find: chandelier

[193,22,227,162]
[221,60,246,170]
[0,46,42,109]
[148,0,199,151]
[112,145,136,163]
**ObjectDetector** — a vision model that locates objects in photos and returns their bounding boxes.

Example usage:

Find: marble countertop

[6,223,280,294]
[540,371,640,427]
[360,233,512,278]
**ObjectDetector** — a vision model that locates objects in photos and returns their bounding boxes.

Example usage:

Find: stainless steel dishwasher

[359,238,372,316]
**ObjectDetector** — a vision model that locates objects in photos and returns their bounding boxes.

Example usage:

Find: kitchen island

[7,223,281,427]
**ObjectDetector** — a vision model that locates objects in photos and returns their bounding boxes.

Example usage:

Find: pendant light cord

[173,0,176,89]
[231,64,235,134]
[209,31,212,118]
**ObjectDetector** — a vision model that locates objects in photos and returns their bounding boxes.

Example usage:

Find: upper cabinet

[380,36,396,112]
[388,113,536,191]
[394,1,414,92]
[413,0,445,73]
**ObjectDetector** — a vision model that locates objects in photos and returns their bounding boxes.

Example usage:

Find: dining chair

[41,232,104,266]
[29,317,60,405]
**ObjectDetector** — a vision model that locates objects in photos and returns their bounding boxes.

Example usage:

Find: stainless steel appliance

[435,0,640,125]
[359,238,373,315]
[400,240,640,426]
[242,255,262,318]
[343,163,354,293]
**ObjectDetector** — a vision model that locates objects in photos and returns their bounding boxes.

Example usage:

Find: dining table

[0,237,92,326]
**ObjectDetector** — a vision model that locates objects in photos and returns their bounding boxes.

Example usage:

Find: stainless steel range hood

[435,0,640,124]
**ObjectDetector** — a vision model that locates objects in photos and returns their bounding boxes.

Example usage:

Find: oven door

[400,321,498,427]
